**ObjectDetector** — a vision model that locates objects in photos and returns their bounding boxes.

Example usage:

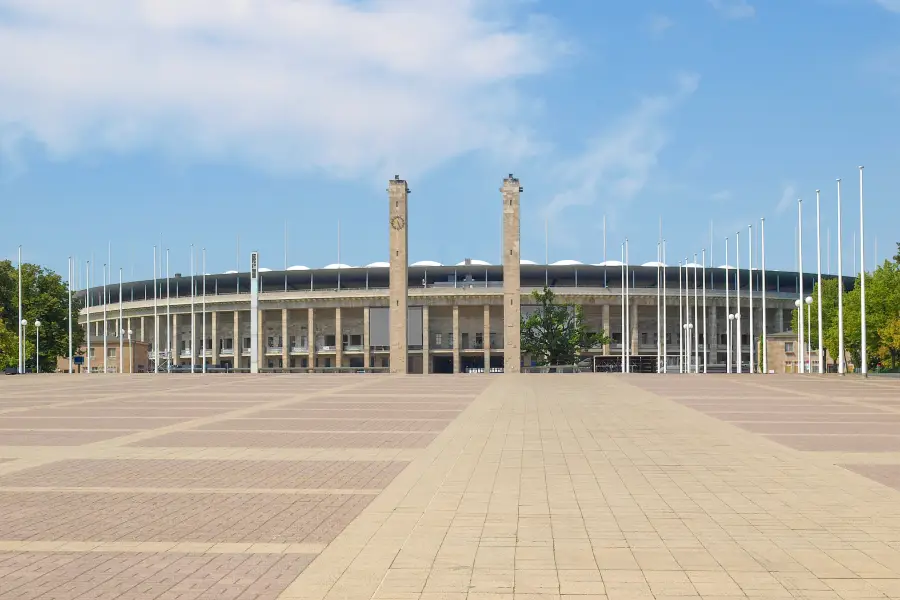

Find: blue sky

[1,0,898,283]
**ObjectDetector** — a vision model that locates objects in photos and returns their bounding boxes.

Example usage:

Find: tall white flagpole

[625,239,630,373]
[859,166,867,376]
[284,221,288,292]
[603,215,606,263]
[202,248,207,375]
[119,268,123,374]
[102,264,108,374]
[68,257,73,374]
[663,240,668,373]
[798,199,805,374]
[693,254,699,373]
[702,249,707,374]
[761,219,768,374]
[736,231,742,374]
[190,244,195,373]
[17,246,23,374]
[679,259,684,373]
[725,239,731,373]
[166,248,171,373]
[657,242,661,373]
[816,190,824,373]
[152,248,158,374]
[86,261,91,373]
[748,224,754,374]
[827,227,831,275]
[620,243,626,373]
[837,179,845,374]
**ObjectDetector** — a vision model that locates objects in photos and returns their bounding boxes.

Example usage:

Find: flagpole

[816,190,824,374]
[17,246,23,374]
[679,259,684,373]
[656,242,661,373]
[761,218,768,374]
[625,239,630,373]
[725,239,730,374]
[166,248,171,373]
[662,240,668,373]
[748,224,754,374]
[837,179,845,375]
[736,231,741,374]
[103,264,108,374]
[152,248,158,374]
[119,268,123,374]
[702,249,707,374]
[798,199,805,374]
[693,254,699,373]
[68,257,73,374]
[621,243,626,373]
[190,244,195,373]
[859,166,867,376]
[202,248,207,375]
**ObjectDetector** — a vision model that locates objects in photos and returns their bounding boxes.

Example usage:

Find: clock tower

[388,175,409,374]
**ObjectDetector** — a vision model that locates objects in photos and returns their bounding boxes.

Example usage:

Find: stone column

[335,307,343,369]
[281,308,289,370]
[308,308,316,371]
[388,177,409,374]
[483,305,491,372]
[257,309,265,369]
[502,174,522,373]
[211,311,218,366]
[363,307,371,370]
[233,310,240,369]
[172,313,179,366]
[630,302,639,357]
[139,316,144,342]
[422,305,430,374]
[452,305,460,374]
[709,302,718,365]
[602,304,610,355]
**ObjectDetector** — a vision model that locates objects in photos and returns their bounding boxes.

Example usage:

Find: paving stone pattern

[0,375,485,599]
[3,374,900,599]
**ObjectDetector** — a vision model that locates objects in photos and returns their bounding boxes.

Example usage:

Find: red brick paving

[0,551,313,600]
[133,431,437,449]
[0,431,139,445]
[0,459,408,490]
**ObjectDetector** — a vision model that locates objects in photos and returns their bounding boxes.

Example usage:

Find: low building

[57,338,150,374]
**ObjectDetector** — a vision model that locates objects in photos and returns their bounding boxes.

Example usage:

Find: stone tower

[502,174,522,373]
[388,176,409,374]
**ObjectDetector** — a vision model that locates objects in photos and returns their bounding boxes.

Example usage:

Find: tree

[878,317,900,370]
[0,260,84,372]
[894,242,900,265]
[521,287,609,366]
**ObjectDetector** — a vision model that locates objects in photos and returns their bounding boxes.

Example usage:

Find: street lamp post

[20,319,27,372]
[683,323,693,373]
[34,320,41,373]
[794,299,802,373]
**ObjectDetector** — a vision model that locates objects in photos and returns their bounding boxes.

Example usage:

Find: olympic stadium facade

[73,175,852,374]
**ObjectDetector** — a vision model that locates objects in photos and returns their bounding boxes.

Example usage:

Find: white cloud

[707,0,756,19]
[874,0,900,12]
[647,13,675,36]
[775,183,797,214]
[543,73,700,226]
[0,0,562,178]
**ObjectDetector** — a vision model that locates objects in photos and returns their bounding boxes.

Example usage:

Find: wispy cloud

[775,183,798,214]
[0,0,563,178]
[707,0,756,20]
[543,73,700,230]
[647,13,675,36]
[874,0,900,12]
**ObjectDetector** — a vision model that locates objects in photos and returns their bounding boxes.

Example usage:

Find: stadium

[70,176,852,375]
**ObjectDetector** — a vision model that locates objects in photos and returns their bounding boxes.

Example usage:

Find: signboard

[73,356,84,365]
[250,251,259,279]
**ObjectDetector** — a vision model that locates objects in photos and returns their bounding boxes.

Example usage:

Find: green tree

[893,242,900,265]
[521,287,609,366]
[878,317,900,371]
[0,260,84,372]
[790,277,840,364]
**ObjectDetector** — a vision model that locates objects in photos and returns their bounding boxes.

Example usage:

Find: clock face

[390,215,406,230]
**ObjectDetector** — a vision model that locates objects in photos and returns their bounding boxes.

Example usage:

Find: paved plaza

[1,375,900,599]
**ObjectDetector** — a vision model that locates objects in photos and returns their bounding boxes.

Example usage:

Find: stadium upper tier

[77,262,854,306]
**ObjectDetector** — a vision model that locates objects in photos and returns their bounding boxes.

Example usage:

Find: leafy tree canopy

[521,286,609,366]
[0,260,83,372]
